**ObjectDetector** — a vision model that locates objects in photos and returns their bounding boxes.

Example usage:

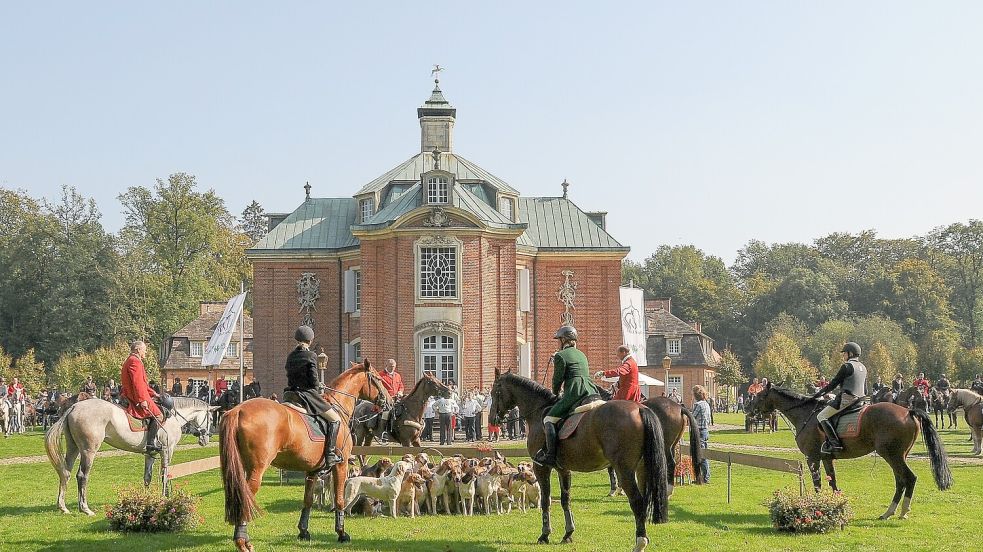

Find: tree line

[0,175,267,395]
[623,224,983,389]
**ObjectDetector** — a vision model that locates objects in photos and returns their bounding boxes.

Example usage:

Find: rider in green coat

[534,325,601,467]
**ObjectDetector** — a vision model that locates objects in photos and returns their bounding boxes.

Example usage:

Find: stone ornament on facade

[297,272,321,329]
[423,206,450,228]
[415,320,463,335]
[419,233,453,246]
[558,270,577,326]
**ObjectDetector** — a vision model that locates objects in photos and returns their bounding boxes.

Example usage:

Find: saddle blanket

[126,413,149,433]
[283,403,326,442]
[824,407,866,440]
[558,400,605,440]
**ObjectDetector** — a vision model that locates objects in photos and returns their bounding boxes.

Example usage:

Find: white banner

[619,286,647,366]
[202,293,247,366]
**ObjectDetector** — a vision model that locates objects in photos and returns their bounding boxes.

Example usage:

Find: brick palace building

[161,301,254,395]
[248,80,630,395]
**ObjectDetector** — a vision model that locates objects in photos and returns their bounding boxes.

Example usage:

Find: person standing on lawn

[691,385,712,483]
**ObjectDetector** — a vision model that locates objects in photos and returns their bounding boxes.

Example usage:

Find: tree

[10,349,46,395]
[864,341,897,385]
[883,258,955,344]
[753,333,817,390]
[52,341,157,392]
[953,347,983,386]
[715,349,746,402]
[930,220,983,347]
[240,200,267,243]
[804,319,854,377]
[0,345,12,376]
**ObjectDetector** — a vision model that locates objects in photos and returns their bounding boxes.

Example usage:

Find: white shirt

[461,398,480,417]
[435,397,455,414]
[423,397,436,418]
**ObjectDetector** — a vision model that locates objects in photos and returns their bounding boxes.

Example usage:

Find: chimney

[200,301,227,316]
[645,298,671,315]
[691,321,702,333]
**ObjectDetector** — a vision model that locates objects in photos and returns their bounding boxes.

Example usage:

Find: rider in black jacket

[812,342,868,454]
[284,326,342,469]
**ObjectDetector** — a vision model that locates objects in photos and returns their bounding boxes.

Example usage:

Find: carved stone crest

[415,320,462,335]
[419,234,453,246]
[423,206,450,228]
[558,270,577,326]
[297,272,321,328]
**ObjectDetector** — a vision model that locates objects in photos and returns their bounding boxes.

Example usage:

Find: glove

[593,371,604,378]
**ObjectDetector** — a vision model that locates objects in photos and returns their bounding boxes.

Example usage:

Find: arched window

[427,176,449,204]
[421,333,457,385]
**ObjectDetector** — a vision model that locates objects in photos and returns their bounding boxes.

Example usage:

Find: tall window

[427,176,448,204]
[420,247,457,298]
[190,341,203,357]
[354,269,362,311]
[352,341,361,362]
[422,333,457,385]
[359,198,374,222]
[226,342,239,358]
[667,375,683,397]
[667,338,681,355]
[498,197,513,220]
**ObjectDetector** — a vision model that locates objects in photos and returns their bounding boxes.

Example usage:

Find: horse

[0,396,10,437]
[929,388,956,429]
[352,374,451,457]
[946,389,982,455]
[873,386,928,411]
[219,360,392,550]
[606,396,706,497]
[749,382,951,519]
[489,370,669,552]
[45,396,216,515]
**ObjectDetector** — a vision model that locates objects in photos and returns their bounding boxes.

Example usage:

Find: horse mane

[172,396,209,411]
[767,385,811,403]
[499,373,556,403]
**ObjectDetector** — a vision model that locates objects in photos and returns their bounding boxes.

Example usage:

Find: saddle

[558,394,605,440]
[110,401,167,432]
[825,402,868,440]
[281,402,327,442]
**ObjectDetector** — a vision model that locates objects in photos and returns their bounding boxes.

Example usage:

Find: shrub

[766,488,852,533]
[105,484,202,533]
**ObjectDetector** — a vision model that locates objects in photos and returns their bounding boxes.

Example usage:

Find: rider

[811,342,867,454]
[972,374,983,395]
[120,340,165,454]
[376,359,405,439]
[891,373,905,400]
[284,325,343,469]
[594,345,642,402]
[935,374,951,393]
[534,325,602,468]
[913,372,930,398]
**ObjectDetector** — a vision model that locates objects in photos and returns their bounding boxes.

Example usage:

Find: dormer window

[427,176,449,204]
[498,196,514,220]
[359,198,374,222]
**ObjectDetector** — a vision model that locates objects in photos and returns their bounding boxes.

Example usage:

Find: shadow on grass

[294,536,501,551]
[0,504,57,516]
[22,533,231,552]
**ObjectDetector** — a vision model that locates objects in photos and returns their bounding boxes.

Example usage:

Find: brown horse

[607,397,706,496]
[490,371,669,552]
[946,389,982,455]
[351,374,451,456]
[750,382,951,520]
[219,360,392,550]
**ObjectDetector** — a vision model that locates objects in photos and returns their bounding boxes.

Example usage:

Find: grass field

[0,431,202,460]
[0,420,980,552]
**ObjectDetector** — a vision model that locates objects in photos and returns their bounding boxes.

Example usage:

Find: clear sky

[2,2,981,263]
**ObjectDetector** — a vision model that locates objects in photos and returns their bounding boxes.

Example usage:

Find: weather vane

[431,64,443,83]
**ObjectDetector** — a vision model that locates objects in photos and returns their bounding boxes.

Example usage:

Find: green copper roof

[516,197,628,251]
[248,198,358,253]
[355,152,519,196]
[353,183,525,231]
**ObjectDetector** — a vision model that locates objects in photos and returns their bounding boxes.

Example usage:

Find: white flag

[619,287,647,366]
[202,293,247,367]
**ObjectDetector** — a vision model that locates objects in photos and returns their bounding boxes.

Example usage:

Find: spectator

[668,388,682,404]
[171,377,183,396]
[747,378,763,397]
[462,392,480,442]
[216,376,229,396]
[435,395,455,445]
[692,385,712,483]
[82,376,97,396]
[736,394,744,413]
[422,396,436,441]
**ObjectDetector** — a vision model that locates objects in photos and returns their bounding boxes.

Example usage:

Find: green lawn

[0,425,979,551]
[1,431,202,459]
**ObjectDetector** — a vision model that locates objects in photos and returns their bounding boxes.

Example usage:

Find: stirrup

[820,440,842,455]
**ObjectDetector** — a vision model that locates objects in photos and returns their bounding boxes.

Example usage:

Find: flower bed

[766,488,852,533]
[105,485,202,533]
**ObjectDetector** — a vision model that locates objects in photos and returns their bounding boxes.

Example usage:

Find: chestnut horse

[946,389,982,455]
[607,396,706,496]
[219,360,392,550]
[490,371,669,552]
[750,382,951,520]
[351,374,451,455]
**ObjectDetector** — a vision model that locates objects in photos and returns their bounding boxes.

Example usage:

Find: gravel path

[0,442,218,466]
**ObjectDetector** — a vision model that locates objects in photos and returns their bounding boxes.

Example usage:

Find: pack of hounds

[315,452,541,517]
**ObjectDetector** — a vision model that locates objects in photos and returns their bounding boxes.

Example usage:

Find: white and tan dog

[396,472,427,517]
[476,469,504,515]
[344,460,413,518]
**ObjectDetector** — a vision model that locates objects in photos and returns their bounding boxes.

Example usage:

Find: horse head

[172,397,221,446]
[348,359,393,410]
[422,374,452,400]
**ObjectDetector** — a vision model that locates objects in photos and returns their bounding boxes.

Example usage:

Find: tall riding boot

[145,417,161,454]
[533,421,559,467]
[819,419,843,453]
[322,420,343,469]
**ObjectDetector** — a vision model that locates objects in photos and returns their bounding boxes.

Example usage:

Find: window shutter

[518,268,530,312]
[343,269,356,313]
[343,342,351,368]
[519,342,531,378]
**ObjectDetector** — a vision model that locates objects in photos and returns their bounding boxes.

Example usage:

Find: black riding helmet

[553,325,578,341]
[841,342,862,358]
[295,325,314,343]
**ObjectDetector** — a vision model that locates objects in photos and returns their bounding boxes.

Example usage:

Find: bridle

[323,368,392,420]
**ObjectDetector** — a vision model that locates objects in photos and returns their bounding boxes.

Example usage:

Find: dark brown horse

[750,382,951,519]
[351,374,451,457]
[873,386,927,411]
[219,360,392,550]
[490,371,669,552]
[608,397,706,496]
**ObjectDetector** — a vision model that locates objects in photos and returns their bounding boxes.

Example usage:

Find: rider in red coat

[379,359,405,398]
[120,340,162,452]
[595,346,643,402]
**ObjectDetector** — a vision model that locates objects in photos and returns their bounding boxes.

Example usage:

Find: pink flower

[804,516,812,523]
[814,510,823,517]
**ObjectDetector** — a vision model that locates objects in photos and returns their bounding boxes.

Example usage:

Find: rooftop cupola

[418,69,456,153]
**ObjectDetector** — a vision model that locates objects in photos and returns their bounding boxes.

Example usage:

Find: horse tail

[220,408,260,525]
[640,406,669,524]
[908,408,952,491]
[44,411,69,475]
[680,405,705,484]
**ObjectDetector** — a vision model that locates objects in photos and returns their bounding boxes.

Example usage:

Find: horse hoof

[633,536,649,552]
[82,509,95,516]
[298,530,311,541]
[606,490,617,497]
[878,514,892,520]
[338,532,351,543]
[562,534,574,544]
[537,535,550,544]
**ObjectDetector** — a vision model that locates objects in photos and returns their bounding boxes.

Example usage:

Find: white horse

[0,396,10,437]
[947,389,983,455]
[45,396,218,515]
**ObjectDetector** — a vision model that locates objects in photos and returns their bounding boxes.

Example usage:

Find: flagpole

[239,281,245,403]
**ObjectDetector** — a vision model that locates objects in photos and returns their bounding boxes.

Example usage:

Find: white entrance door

[421,334,458,386]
